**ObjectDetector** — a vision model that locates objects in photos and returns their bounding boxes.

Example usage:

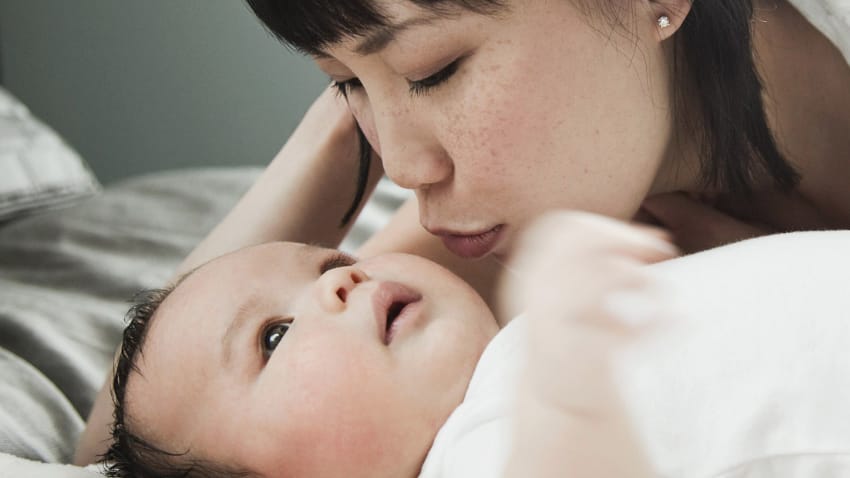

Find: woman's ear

[648,0,692,41]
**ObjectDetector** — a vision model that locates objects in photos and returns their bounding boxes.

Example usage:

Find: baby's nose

[315,266,369,313]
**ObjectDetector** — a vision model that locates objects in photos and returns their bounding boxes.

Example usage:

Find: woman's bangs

[245,0,391,55]
[245,0,506,56]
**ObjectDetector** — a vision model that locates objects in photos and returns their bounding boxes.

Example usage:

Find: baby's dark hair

[245,0,799,197]
[101,286,258,478]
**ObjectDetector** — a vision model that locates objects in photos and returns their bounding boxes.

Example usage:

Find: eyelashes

[331,77,362,99]
[331,57,462,98]
[408,59,461,96]
[319,251,357,274]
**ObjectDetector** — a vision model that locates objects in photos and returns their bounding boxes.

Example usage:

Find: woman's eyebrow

[354,14,441,55]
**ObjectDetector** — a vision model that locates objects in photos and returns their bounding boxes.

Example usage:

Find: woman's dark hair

[245,0,798,204]
[245,0,508,227]
[102,287,257,478]
[673,0,799,194]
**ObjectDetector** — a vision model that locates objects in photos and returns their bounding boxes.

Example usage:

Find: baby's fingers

[515,211,678,271]
[528,260,671,337]
[500,211,678,319]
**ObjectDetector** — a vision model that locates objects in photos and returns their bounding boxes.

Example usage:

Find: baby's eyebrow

[221,292,265,368]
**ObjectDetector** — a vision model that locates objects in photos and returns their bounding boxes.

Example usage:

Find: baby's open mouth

[372,282,422,345]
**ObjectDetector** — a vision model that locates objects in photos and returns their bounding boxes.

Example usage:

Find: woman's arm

[74,87,381,465]
[177,87,383,276]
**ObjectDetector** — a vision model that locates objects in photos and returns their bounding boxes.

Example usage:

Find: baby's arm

[501,212,678,477]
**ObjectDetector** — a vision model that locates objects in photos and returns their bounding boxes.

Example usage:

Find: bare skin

[76,0,849,466]
[127,243,498,478]
[73,89,502,467]
[642,0,850,250]
[501,212,678,478]
[330,0,850,256]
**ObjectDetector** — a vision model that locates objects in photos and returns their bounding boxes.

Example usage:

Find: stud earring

[658,15,671,29]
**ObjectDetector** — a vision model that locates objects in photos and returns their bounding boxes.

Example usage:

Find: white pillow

[0,87,99,222]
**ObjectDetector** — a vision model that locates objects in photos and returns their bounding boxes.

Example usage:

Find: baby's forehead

[125,242,341,461]
[196,241,325,276]
[166,241,327,301]
[140,241,334,361]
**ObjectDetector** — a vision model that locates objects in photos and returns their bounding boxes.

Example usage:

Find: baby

[103,213,676,478]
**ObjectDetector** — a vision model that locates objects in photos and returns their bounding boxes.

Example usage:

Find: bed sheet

[0,168,261,464]
[0,167,408,477]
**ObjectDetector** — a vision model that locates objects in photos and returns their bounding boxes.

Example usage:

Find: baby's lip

[371,281,422,345]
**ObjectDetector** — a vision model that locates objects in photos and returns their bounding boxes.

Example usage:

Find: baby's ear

[648,0,692,41]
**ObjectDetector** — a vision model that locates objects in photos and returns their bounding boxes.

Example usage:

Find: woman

[76,0,850,466]
[246,0,848,260]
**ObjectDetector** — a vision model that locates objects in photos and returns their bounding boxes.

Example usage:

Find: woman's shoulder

[786,0,850,66]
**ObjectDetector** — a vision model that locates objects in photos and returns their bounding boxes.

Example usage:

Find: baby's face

[126,242,498,477]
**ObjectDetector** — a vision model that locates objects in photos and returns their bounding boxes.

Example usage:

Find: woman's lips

[435,225,505,259]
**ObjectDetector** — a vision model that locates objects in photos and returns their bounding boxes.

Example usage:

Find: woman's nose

[372,104,453,191]
[382,145,454,191]
[314,266,369,313]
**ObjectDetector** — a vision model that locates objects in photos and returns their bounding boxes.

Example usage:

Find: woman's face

[318,1,679,258]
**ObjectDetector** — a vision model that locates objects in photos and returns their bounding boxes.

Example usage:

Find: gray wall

[0,0,328,184]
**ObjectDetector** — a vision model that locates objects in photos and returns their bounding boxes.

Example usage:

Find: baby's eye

[262,321,291,359]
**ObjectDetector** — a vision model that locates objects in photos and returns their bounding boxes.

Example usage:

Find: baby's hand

[501,212,676,478]
[500,211,679,414]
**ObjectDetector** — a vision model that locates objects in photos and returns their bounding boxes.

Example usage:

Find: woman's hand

[175,86,383,275]
[275,85,363,170]
[500,211,678,478]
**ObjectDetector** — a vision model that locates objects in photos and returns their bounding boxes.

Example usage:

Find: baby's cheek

[281,344,403,473]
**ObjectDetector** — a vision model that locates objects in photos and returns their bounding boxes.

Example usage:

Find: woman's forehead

[247,0,507,57]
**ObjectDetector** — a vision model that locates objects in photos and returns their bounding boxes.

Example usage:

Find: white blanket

[421,231,850,478]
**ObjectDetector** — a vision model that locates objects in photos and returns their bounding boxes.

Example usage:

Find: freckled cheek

[444,77,544,188]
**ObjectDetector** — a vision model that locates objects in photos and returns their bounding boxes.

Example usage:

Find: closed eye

[331,57,462,99]
[407,58,461,96]
[331,78,362,99]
